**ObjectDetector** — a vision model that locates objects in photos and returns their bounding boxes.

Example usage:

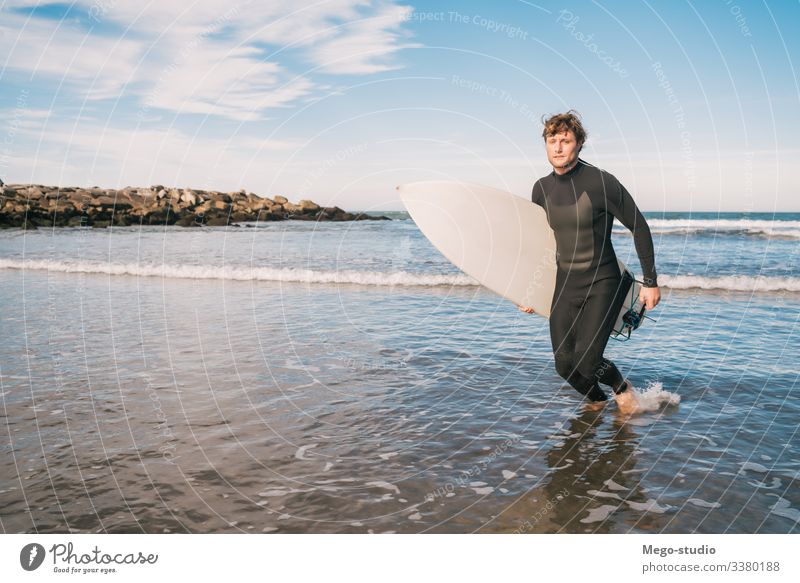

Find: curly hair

[541,110,587,145]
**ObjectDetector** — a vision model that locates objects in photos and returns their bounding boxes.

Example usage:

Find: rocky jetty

[0,183,390,229]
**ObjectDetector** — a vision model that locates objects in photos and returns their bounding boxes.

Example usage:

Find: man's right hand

[516,304,535,314]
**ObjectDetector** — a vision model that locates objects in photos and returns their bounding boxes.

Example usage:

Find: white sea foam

[294,443,318,460]
[470,486,494,495]
[0,258,476,287]
[615,219,800,239]
[626,498,670,513]
[687,498,721,509]
[603,479,628,491]
[635,228,800,239]
[625,381,681,414]
[587,490,623,500]
[580,504,618,524]
[770,496,800,524]
[2,259,798,293]
[739,461,770,473]
[646,219,800,229]
[659,274,800,292]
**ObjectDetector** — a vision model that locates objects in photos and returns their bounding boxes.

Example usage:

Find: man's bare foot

[614,382,639,415]
[584,399,608,412]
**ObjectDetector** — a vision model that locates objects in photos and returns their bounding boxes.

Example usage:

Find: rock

[249,199,272,211]
[257,209,284,221]
[359,213,390,220]
[298,199,320,212]
[126,193,147,208]
[51,202,76,215]
[89,195,114,206]
[87,208,113,220]
[0,183,389,228]
[180,190,197,206]
[206,215,229,226]
[194,201,213,214]
[210,192,232,203]
[230,211,253,223]
[142,209,168,224]
[321,206,343,218]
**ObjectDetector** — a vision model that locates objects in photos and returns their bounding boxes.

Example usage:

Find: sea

[0,211,798,533]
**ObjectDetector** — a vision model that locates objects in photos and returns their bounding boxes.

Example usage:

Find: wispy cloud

[0,10,143,100]
[1,0,416,120]
[307,2,417,74]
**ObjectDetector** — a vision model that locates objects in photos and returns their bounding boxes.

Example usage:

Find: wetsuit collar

[552,157,586,181]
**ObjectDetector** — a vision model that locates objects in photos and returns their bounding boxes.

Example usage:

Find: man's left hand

[639,286,661,310]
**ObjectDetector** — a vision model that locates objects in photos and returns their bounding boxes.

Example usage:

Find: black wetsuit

[531,158,658,401]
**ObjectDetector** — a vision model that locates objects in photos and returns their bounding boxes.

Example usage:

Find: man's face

[545,130,581,170]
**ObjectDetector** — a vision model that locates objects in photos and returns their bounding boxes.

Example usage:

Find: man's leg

[596,357,627,394]
[572,276,631,395]
[549,280,608,402]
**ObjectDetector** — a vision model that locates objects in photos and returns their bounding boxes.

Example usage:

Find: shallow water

[1,213,798,533]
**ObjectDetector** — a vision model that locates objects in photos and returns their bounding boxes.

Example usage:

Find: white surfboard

[397,180,642,335]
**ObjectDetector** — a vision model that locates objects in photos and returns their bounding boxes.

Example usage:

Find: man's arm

[531,179,545,208]
[605,174,658,288]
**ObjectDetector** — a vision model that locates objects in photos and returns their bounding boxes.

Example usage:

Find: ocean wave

[1,259,798,293]
[0,259,476,287]
[639,228,800,239]
[659,275,800,292]
[646,219,800,229]
[616,219,800,239]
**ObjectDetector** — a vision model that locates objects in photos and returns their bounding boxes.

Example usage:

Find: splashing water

[626,381,681,414]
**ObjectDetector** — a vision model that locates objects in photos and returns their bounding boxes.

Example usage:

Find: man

[517,111,660,414]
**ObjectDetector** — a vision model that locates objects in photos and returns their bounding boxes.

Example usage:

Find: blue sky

[1,0,798,211]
